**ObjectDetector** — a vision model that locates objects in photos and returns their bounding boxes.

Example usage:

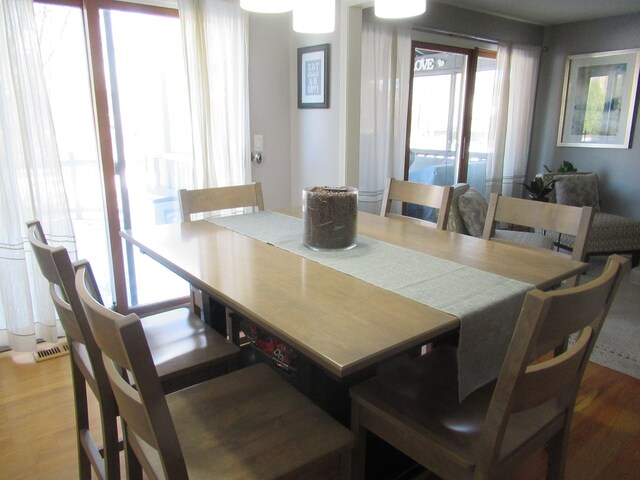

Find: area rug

[583,256,640,380]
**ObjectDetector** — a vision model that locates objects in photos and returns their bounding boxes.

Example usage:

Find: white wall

[248,6,345,209]
[289,28,344,206]
[248,13,292,210]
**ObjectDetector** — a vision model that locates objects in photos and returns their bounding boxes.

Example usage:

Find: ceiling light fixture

[240,0,294,14]
[293,0,335,34]
[375,0,426,19]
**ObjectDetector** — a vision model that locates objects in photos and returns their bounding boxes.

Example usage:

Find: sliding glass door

[407,46,467,189]
[98,7,193,307]
[34,0,192,312]
[405,42,496,221]
[35,2,114,305]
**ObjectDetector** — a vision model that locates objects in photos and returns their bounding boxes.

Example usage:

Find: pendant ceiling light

[293,0,335,33]
[375,0,426,19]
[240,0,294,14]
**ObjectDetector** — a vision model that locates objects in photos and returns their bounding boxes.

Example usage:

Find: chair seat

[350,346,566,480]
[141,308,239,390]
[163,363,353,479]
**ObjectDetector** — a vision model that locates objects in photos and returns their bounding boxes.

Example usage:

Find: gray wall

[529,12,640,220]
[383,1,543,45]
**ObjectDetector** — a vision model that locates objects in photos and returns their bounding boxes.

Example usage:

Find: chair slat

[513,328,591,412]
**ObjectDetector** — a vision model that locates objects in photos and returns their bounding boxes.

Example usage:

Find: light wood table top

[122,210,587,379]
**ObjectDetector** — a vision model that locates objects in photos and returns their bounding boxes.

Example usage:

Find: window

[35,0,193,311]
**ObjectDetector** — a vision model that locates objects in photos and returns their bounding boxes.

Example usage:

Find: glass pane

[100,9,193,306]
[468,55,497,193]
[576,66,624,140]
[34,3,114,306]
[408,48,467,221]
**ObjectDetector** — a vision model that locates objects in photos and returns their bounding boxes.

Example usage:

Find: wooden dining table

[121,208,587,419]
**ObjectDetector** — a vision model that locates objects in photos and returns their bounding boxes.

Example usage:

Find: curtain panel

[178,0,251,190]
[0,0,75,351]
[358,20,411,214]
[485,43,541,198]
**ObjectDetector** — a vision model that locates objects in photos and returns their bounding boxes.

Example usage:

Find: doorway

[405,42,496,221]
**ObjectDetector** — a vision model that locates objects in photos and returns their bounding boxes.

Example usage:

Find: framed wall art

[297,43,330,109]
[557,48,640,148]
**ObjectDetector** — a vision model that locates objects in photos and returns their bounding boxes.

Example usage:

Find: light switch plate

[254,134,264,152]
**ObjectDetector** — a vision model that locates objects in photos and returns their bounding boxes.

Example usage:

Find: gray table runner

[208,211,532,400]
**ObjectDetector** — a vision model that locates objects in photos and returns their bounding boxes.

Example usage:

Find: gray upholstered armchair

[540,172,640,267]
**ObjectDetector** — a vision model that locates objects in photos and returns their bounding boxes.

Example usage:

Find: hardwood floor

[0,349,125,480]
[1,349,639,479]
[508,362,640,480]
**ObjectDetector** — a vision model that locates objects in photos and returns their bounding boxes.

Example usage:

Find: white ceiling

[433,0,640,26]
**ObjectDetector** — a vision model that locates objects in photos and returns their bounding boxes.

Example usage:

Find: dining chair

[350,254,627,480]
[178,182,264,222]
[178,182,264,317]
[381,178,453,230]
[26,220,240,480]
[75,263,354,480]
[482,193,595,286]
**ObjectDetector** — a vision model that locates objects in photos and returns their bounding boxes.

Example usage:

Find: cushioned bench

[541,173,640,267]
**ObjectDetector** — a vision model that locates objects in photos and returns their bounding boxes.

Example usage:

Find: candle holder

[303,186,358,251]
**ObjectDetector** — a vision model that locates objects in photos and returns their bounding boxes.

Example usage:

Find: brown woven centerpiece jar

[303,186,358,251]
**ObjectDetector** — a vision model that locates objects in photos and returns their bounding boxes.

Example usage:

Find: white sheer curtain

[0,0,75,351]
[178,0,250,189]
[485,43,541,198]
[358,20,411,214]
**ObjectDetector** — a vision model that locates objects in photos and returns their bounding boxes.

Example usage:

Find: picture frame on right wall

[557,48,640,148]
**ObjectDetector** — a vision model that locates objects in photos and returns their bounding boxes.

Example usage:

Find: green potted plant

[521,176,556,202]
[544,161,577,173]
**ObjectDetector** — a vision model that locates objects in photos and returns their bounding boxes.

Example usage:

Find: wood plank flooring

[1,349,639,479]
[0,349,125,480]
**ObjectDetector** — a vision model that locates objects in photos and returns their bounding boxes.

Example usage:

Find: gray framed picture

[557,49,640,148]
[298,43,330,109]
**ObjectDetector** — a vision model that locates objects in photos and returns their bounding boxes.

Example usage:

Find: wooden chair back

[178,182,264,315]
[349,255,627,480]
[75,263,188,479]
[482,193,594,263]
[478,254,627,478]
[381,178,453,230]
[26,220,119,480]
[179,182,264,222]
